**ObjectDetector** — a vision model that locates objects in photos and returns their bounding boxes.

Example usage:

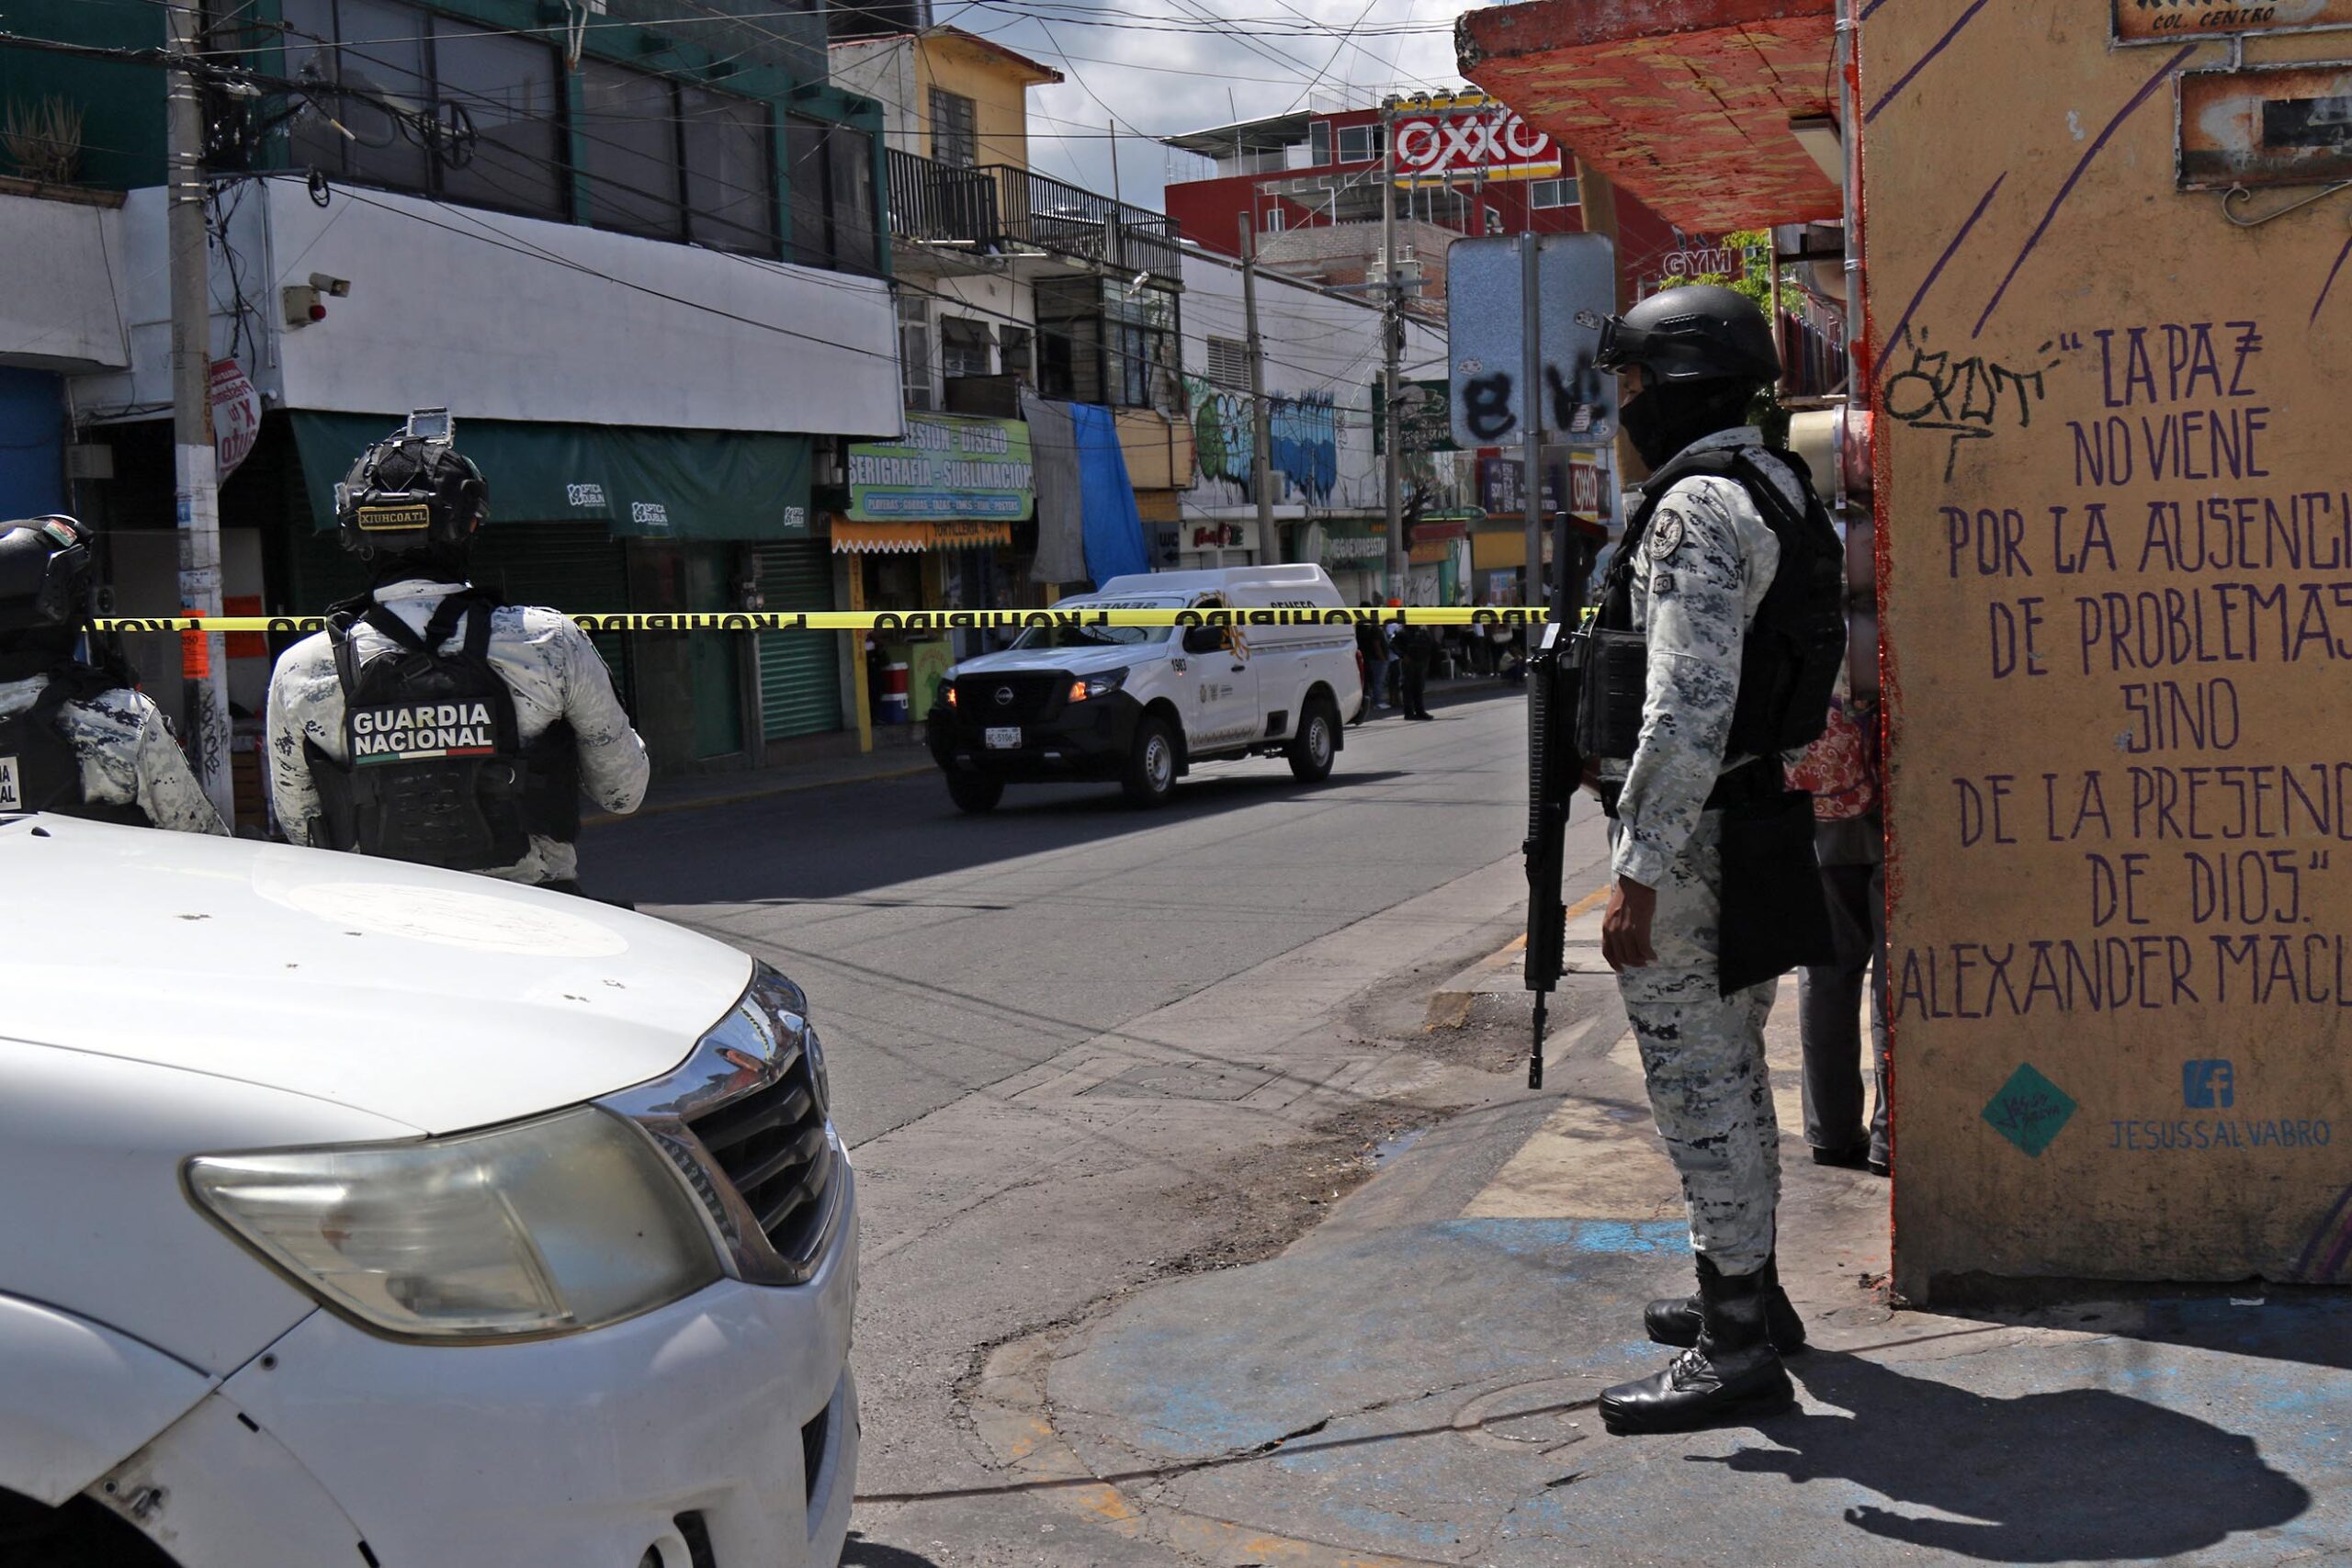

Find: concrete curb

[1424,883,1611,1029]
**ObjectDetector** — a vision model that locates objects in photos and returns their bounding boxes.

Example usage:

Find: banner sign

[1390,94,1563,186]
[1374,378,1457,456]
[848,413,1034,522]
[2116,0,2352,43]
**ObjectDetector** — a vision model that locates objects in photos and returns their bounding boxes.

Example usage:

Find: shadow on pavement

[584,765,1415,907]
[1710,1349,2312,1562]
[838,1532,945,1568]
[1932,1283,2352,1375]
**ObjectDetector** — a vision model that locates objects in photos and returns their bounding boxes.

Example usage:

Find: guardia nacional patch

[1646,508,1686,561]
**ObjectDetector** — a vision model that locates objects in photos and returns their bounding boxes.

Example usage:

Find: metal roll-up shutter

[470,524,635,713]
[753,540,843,740]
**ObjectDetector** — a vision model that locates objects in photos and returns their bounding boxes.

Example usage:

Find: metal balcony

[887,150,1182,287]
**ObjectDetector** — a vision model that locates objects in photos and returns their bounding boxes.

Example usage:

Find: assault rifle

[1522,509,1609,1090]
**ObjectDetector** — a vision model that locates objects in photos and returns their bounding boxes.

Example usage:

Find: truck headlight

[186,1108,722,1343]
[1068,668,1127,703]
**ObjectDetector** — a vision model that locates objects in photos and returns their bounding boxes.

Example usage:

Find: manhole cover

[1080,1061,1275,1100]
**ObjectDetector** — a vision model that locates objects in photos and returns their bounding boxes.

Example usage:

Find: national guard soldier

[0,515,227,836]
[1577,287,1846,1435]
[264,412,648,891]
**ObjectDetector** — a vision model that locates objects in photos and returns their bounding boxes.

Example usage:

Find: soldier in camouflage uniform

[266,419,646,889]
[0,516,226,837]
[1584,287,1815,1436]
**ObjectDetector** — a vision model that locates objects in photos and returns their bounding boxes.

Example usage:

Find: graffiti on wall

[1187,378,1339,504]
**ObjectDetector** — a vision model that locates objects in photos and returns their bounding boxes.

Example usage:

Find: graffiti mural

[1186,378,1338,505]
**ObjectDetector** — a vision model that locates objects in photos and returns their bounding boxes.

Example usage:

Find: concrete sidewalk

[959,921,2352,1565]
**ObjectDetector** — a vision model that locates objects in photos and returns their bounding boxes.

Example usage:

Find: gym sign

[1390,95,1562,186]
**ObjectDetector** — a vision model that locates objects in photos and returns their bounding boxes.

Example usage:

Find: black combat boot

[1641,1251,1806,1354]
[1600,1258,1796,1436]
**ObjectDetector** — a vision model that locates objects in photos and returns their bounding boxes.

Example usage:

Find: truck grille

[954,672,1065,723]
[687,1042,835,1263]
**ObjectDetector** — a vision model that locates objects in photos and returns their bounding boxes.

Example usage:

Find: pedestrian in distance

[1395,615,1435,720]
[265,411,649,893]
[1579,285,1847,1436]
[1787,684,1890,1177]
[1354,601,1389,716]
[0,515,227,835]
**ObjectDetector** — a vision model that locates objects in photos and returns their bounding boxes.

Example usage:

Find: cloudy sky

[924,0,1487,209]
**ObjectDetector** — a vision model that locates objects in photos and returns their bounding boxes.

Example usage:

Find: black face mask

[1621,382,1752,469]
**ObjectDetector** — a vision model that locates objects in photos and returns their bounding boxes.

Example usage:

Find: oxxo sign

[1390,103,1561,186]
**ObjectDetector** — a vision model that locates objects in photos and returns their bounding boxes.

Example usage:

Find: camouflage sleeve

[265,643,331,847]
[1611,481,1748,888]
[128,696,230,836]
[558,621,650,815]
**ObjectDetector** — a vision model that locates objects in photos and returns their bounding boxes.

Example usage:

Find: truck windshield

[1008,614,1172,649]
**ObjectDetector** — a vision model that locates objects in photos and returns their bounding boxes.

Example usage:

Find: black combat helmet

[0,516,95,636]
[1594,283,1781,387]
[334,427,487,559]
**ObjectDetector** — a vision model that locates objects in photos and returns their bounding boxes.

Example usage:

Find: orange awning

[831,519,1014,554]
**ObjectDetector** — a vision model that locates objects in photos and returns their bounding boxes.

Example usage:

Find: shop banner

[848,412,1034,523]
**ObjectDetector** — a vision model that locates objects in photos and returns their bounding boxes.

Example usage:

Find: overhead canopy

[831,519,1014,554]
[1458,0,1838,233]
[292,412,813,541]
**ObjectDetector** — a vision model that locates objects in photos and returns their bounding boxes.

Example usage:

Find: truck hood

[0,816,751,1135]
[949,642,1151,681]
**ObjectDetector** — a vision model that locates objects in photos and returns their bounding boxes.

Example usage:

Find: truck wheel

[1288,697,1339,783]
[945,772,1004,814]
[1123,716,1179,807]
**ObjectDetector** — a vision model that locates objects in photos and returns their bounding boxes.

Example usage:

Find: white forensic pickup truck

[0,813,856,1568]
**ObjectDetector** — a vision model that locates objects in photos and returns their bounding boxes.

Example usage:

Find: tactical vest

[0,662,154,828]
[303,590,582,872]
[1576,443,1847,765]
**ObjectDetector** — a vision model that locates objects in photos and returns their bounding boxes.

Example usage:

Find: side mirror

[1182,626,1224,656]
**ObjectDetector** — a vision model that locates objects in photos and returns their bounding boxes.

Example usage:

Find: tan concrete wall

[1864,0,2352,1297]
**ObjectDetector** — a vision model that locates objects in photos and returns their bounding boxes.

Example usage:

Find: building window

[787,117,880,276]
[282,0,565,220]
[1037,276,1177,411]
[899,295,933,412]
[1530,177,1577,209]
[577,62,779,255]
[930,87,978,168]
[942,315,993,379]
[1264,206,1285,233]
[1000,324,1034,383]
[1204,334,1249,390]
[1336,124,1384,164]
[1309,121,1331,167]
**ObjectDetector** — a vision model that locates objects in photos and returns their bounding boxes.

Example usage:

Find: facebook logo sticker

[2184,1059,2234,1110]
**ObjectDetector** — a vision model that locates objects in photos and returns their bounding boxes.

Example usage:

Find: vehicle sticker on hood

[277,881,631,957]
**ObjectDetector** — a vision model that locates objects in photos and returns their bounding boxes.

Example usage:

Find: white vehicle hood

[0,816,751,1134]
[949,642,1144,681]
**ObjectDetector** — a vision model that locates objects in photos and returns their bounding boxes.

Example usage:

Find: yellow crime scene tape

[93,606,1559,635]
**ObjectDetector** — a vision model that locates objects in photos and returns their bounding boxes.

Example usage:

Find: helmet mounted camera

[335,409,486,559]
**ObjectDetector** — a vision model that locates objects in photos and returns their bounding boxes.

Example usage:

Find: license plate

[985,727,1023,750]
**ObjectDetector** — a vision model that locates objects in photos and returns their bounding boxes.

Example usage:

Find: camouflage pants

[1611,815,1782,1276]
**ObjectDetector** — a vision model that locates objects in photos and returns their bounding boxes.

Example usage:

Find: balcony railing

[887,150,1182,286]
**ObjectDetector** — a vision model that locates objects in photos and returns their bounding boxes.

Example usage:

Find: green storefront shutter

[752,540,843,740]
[470,523,635,714]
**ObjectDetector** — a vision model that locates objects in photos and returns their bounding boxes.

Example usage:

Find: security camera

[308,273,352,298]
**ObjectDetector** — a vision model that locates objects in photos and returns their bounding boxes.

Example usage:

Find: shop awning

[1458,0,1838,233]
[831,519,1015,554]
[291,412,813,541]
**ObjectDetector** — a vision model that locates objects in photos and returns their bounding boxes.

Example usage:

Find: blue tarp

[1069,402,1150,585]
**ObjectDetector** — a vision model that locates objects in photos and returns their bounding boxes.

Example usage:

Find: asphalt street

[585,690,1617,1567]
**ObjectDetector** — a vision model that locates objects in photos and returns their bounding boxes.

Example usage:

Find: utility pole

[1380,96,1403,601]
[1238,213,1276,560]
[165,0,233,825]
[1520,231,1543,612]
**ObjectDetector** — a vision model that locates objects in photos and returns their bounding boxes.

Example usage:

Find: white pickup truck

[927,564,1365,811]
[0,814,856,1568]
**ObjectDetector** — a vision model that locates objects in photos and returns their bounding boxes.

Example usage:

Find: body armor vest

[0,661,153,828]
[303,590,581,872]
[1576,443,1847,766]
